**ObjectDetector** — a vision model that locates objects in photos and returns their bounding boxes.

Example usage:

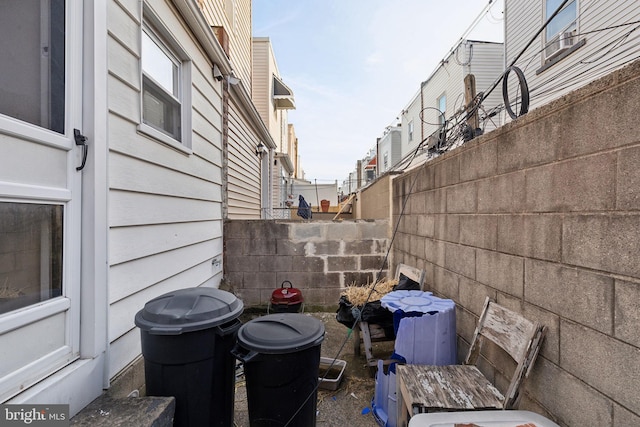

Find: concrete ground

[233,311,395,427]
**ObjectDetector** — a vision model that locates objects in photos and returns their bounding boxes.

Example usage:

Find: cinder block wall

[392,60,640,426]
[224,219,390,308]
[356,174,394,220]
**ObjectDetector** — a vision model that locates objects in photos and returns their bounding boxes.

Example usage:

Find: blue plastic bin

[381,291,456,365]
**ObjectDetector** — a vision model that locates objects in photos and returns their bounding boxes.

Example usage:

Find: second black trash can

[233,313,325,427]
[134,287,243,427]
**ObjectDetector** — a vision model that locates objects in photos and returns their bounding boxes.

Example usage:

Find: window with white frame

[0,203,63,315]
[140,8,192,149]
[0,0,65,133]
[544,0,578,60]
[408,120,414,142]
[438,94,446,125]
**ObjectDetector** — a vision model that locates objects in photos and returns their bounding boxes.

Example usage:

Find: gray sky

[253,0,504,183]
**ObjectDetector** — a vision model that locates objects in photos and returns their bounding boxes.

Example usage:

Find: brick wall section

[224,219,390,308]
[392,60,640,426]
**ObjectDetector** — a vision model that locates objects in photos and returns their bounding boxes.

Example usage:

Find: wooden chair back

[464,297,546,408]
[394,263,426,290]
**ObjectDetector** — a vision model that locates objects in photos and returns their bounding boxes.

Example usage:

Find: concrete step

[70,395,175,427]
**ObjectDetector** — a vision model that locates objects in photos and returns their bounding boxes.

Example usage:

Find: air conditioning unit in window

[426,133,440,150]
[545,31,576,61]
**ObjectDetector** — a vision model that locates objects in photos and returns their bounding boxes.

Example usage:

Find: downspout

[420,81,425,146]
[221,79,230,219]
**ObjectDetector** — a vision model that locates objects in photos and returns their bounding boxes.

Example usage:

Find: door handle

[74,129,88,171]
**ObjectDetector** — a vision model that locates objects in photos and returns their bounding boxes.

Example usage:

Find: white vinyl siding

[467,42,505,132]
[106,0,224,378]
[226,97,262,219]
[401,92,421,158]
[505,0,640,113]
[421,56,463,140]
[253,38,288,149]
[377,127,402,174]
[197,0,252,93]
[252,39,270,124]
[195,1,270,219]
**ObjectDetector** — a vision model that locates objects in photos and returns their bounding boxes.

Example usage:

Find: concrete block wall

[392,59,640,426]
[224,219,390,308]
[356,174,394,220]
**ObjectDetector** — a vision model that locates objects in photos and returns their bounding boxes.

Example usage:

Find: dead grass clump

[340,278,398,306]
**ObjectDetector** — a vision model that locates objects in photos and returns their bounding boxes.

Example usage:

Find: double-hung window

[140,8,192,150]
[408,120,414,142]
[544,0,578,60]
[438,94,447,126]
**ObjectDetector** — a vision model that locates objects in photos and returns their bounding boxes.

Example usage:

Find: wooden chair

[396,297,546,427]
[353,263,426,368]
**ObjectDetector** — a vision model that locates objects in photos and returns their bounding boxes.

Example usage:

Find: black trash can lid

[236,313,325,354]
[135,287,243,335]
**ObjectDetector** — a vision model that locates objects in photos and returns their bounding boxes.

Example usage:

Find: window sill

[137,123,192,155]
[536,38,586,75]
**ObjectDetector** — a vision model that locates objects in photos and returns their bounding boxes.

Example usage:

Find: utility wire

[478,0,571,107]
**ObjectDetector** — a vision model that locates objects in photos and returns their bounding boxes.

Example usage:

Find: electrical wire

[454,43,473,66]
[333,0,639,192]
[527,27,640,100]
[478,0,571,108]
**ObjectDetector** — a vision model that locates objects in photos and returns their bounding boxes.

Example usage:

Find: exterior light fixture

[255,142,266,157]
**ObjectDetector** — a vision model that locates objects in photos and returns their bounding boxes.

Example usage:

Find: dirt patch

[233,311,395,427]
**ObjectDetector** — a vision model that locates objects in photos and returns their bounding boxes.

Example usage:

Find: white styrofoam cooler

[408,410,561,427]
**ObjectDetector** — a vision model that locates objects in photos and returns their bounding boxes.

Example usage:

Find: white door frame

[4,0,109,416]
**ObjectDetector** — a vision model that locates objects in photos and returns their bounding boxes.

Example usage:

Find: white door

[0,0,83,402]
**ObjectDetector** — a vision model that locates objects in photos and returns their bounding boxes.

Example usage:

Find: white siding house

[377,126,402,174]
[0,0,240,417]
[400,40,504,161]
[252,37,296,218]
[504,0,640,113]
[198,0,277,219]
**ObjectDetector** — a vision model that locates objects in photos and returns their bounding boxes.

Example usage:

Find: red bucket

[269,281,304,313]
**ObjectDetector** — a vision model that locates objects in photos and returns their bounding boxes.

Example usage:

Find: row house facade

[367,0,640,181]
[252,37,297,218]
[400,40,504,161]
[504,0,640,112]
[199,0,278,219]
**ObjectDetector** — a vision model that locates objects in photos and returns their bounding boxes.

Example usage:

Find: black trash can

[134,287,243,427]
[232,313,325,427]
